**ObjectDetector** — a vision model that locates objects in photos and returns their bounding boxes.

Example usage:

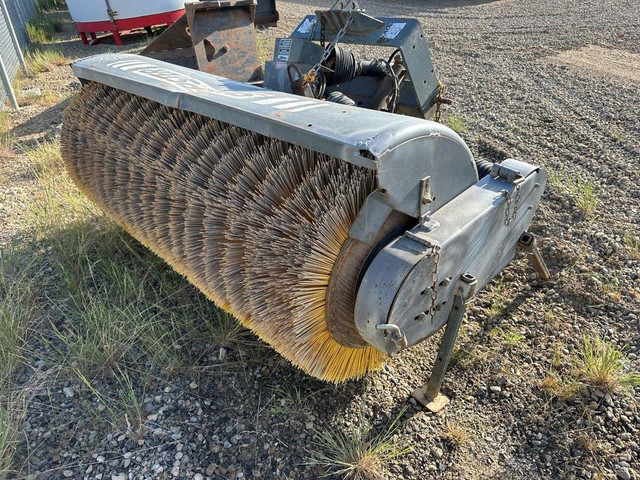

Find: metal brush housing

[61,1,548,405]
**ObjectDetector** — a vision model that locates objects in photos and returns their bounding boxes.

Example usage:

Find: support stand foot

[410,274,476,412]
[411,387,450,413]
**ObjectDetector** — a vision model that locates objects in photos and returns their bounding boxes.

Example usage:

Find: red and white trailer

[65,0,186,46]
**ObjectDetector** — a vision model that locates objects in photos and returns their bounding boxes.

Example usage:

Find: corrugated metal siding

[0,0,37,110]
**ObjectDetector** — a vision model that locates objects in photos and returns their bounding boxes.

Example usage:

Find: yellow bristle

[60,83,390,382]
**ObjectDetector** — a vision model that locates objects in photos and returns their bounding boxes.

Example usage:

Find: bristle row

[60,83,385,382]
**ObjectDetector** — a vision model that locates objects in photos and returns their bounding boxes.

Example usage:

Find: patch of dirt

[550,46,640,83]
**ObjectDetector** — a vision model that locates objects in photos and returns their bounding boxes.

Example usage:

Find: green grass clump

[309,409,411,479]
[623,231,639,259]
[576,335,640,392]
[26,13,62,44]
[570,178,599,216]
[541,334,640,401]
[446,114,468,133]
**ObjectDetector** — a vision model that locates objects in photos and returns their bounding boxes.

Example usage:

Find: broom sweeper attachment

[60,0,548,411]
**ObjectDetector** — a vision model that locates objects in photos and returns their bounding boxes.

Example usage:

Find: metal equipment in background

[263,4,443,118]
[67,0,278,46]
[141,0,263,81]
[61,0,548,411]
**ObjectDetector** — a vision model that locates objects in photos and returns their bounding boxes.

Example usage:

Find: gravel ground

[2,0,639,479]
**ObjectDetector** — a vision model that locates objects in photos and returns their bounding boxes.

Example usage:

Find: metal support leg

[518,232,550,280]
[411,294,465,411]
[112,29,123,46]
[80,32,89,45]
[0,54,19,110]
[411,273,476,412]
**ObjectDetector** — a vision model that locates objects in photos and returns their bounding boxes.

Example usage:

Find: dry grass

[310,409,411,479]
[539,374,581,401]
[24,48,68,76]
[487,278,508,318]
[441,423,472,448]
[623,231,640,259]
[0,112,14,155]
[540,334,639,401]
[13,77,63,107]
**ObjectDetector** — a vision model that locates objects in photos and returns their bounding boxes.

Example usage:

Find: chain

[434,83,445,122]
[428,244,441,322]
[503,184,521,226]
[320,14,326,48]
[303,13,354,85]
[513,184,521,222]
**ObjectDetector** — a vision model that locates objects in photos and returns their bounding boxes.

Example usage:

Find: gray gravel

[3,0,639,479]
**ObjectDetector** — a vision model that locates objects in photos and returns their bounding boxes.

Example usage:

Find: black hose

[328,46,358,84]
[387,48,401,65]
[475,158,494,179]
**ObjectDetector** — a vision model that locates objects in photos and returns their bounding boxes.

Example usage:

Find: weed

[570,178,599,216]
[25,139,62,172]
[611,129,624,143]
[539,374,581,401]
[270,385,309,420]
[547,168,566,190]
[309,409,411,479]
[548,170,599,216]
[544,306,561,329]
[487,278,507,318]
[204,309,251,349]
[0,244,40,385]
[0,402,16,476]
[489,326,525,346]
[601,276,621,302]
[441,424,472,448]
[50,294,141,377]
[575,335,640,392]
[446,114,467,133]
[623,232,639,259]
[76,367,147,434]
[575,433,611,455]
[0,112,14,154]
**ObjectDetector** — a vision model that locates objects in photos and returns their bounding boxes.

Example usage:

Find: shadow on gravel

[10,99,71,148]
